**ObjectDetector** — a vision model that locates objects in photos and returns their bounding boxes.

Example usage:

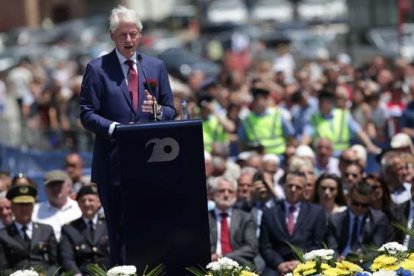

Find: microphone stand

[137,54,158,121]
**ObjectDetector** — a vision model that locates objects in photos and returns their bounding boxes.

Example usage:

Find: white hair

[262,153,280,165]
[109,5,143,33]
[209,176,238,193]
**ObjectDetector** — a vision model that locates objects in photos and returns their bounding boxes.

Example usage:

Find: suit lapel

[339,212,350,249]
[93,219,106,244]
[275,201,289,237]
[230,210,240,246]
[8,223,27,250]
[108,50,137,117]
[362,211,373,244]
[30,223,41,250]
[208,211,217,252]
[294,202,308,236]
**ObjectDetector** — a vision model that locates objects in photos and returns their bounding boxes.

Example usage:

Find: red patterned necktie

[125,60,138,112]
[220,213,233,255]
[287,205,296,236]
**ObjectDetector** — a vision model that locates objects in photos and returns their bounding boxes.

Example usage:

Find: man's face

[344,164,362,189]
[262,160,278,174]
[316,140,333,163]
[78,194,101,219]
[11,203,33,225]
[284,175,305,204]
[237,174,253,201]
[45,181,70,204]
[349,190,371,217]
[339,150,359,174]
[300,166,316,201]
[111,21,141,59]
[319,98,334,115]
[213,179,237,211]
[0,198,13,226]
[65,155,82,182]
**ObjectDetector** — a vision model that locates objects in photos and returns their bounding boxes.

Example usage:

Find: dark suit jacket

[80,50,175,187]
[209,209,258,265]
[390,201,411,245]
[259,200,326,269]
[0,222,57,275]
[59,216,110,274]
[326,208,391,256]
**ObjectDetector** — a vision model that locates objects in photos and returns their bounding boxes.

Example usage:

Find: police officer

[59,184,109,275]
[0,185,58,275]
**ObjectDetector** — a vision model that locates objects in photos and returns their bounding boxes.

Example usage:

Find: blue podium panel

[116,120,210,275]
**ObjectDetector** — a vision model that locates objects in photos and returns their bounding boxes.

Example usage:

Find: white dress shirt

[15,221,33,239]
[214,208,233,256]
[32,197,81,241]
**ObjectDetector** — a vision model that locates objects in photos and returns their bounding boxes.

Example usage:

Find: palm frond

[286,242,305,263]
[392,222,414,239]
[86,264,107,276]
[186,265,207,276]
[144,264,166,276]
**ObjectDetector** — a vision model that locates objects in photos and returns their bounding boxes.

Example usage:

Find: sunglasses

[320,186,336,192]
[341,158,359,165]
[345,172,359,178]
[371,185,382,190]
[351,200,370,208]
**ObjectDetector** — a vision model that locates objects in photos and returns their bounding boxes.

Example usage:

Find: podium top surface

[116,119,202,133]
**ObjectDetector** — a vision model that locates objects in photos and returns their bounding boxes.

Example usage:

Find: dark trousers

[98,182,126,266]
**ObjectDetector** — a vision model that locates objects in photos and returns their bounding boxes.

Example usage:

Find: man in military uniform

[59,184,109,275]
[0,185,58,275]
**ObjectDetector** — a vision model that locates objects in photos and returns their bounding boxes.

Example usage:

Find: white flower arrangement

[371,270,397,276]
[303,249,335,261]
[107,265,137,276]
[378,242,408,255]
[206,257,241,271]
[10,270,39,276]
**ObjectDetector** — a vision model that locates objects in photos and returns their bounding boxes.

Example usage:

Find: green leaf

[86,264,106,276]
[286,242,305,263]
[145,264,166,276]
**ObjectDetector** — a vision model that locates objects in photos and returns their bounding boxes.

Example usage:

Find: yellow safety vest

[311,108,350,152]
[202,115,228,152]
[242,108,286,155]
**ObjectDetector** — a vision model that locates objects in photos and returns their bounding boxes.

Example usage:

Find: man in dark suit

[209,176,258,266]
[0,185,58,275]
[390,177,414,250]
[80,5,175,265]
[259,171,326,276]
[326,182,391,259]
[59,185,109,275]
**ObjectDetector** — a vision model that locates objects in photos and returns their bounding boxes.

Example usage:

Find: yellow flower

[400,259,414,272]
[239,271,259,276]
[408,253,414,261]
[302,268,317,275]
[294,261,316,272]
[371,255,398,271]
[320,263,331,270]
[323,267,348,276]
[336,260,363,272]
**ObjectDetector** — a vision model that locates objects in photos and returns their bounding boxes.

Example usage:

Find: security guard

[301,91,379,156]
[0,185,58,275]
[59,184,109,275]
[238,88,294,155]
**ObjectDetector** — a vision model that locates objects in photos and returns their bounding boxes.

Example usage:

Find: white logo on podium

[146,138,180,163]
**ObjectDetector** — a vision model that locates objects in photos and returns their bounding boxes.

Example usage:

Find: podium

[116,120,211,275]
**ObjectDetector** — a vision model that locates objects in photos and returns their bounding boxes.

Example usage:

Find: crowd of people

[1,8,414,275]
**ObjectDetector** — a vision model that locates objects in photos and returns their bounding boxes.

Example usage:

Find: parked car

[298,0,347,23]
[206,0,248,24]
[251,0,293,23]
[158,47,220,81]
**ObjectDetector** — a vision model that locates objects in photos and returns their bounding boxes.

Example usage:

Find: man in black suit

[390,177,414,250]
[59,184,109,275]
[259,171,326,276]
[209,176,258,266]
[0,185,58,275]
[326,182,391,259]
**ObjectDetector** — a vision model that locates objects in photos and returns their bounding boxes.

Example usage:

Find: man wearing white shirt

[32,170,81,241]
[208,176,257,266]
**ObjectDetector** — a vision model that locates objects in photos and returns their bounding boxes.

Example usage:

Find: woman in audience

[313,173,347,216]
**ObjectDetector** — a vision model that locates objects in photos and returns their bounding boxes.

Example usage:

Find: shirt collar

[214,208,232,218]
[115,48,137,65]
[284,201,300,211]
[47,197,75,211]
[15,221,33,231]
[82,213,98,225]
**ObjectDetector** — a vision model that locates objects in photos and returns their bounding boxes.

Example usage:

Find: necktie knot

[289,205,296,213]
[88,220,94,231]
[125,60,134,69]
[220,213,229,219]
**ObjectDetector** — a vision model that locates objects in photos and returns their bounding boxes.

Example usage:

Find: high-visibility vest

[202,115,228,152]
[242,108,286,155]
[311,108,350,152]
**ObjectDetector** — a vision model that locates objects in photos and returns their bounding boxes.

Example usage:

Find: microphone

[137,54,158,121]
